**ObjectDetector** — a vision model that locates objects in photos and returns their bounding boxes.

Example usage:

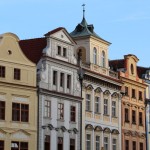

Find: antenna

[82,4,85,18]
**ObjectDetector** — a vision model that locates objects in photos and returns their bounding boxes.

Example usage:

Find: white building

[37,27,82,150]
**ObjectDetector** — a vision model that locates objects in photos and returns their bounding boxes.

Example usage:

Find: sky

[0,0,150,67]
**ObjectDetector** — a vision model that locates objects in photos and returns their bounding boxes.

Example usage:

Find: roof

[44,27,65,36]
[109,59,125,71]
[19,37,47,64]
[70,17,110,44]
[137,66,148,78]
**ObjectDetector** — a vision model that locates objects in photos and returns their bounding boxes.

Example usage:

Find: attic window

[8,50,12,55]
[131,64,134,74]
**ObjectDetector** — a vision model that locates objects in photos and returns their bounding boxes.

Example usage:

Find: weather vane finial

[82,4,85,18]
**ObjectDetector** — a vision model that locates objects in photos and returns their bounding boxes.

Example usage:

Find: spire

[82,4,85,18]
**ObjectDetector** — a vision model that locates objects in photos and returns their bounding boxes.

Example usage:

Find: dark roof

[19,37,47,64]
[137,66,148,78]
[109,59,125,71]
[70,17,110,44]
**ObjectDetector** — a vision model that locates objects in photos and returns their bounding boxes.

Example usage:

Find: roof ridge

[20,37,45,42]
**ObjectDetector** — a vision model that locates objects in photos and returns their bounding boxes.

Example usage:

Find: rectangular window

[132,89,136,98]
[140,142,143,150]
[112,139,117,150]
[58,137,63,150]
[45,135,50,150]
[63,48,67,57]
[104,137,108,150]
[53,71,57,85]
[11,141,28,150]
[95,97,100,113]
[70,106,76,122]
[67,75,71,89]
[0,140,4,150]
[139,112,143,125]
[132,141,136,150]
[70,139,75,150]
[125,108,129,122]
[57,46,61,55]
[60,73,64,87]
[86,134,91,150]
[86,94,91,111]
[139,91,142,100]
[0,101,5,120]
[58,103,64,120]
[12,103,29,122]
[112,101,116,117]
[44,100,51,118]
[132,110,136,124]
[125,86,128,96]
[0,66,5,78]
[125,140,129,150]
[96,136,100,150]
[14,68,21,80]
[104,99,108,115]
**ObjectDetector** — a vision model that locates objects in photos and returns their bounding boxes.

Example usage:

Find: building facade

[110,54,147,150]
[70,15,123,150]
[0,33,37,150]
[20,28,82,150]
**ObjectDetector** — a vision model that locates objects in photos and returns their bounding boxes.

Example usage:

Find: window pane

[0,101,5,120]
[12,103,20,121]
[86,134,91,150]
[86,94,91,111]
[104,137,108,150]
[21,104,29,122]
[44,100,51,118]
[20,142,28,150]
[14,68,21,80]
[96,136,100,150]
[0,66,5,78]
[53,71,57,85]
[0,140,4,150]
[58,103,64,120]
[70,106,76,122]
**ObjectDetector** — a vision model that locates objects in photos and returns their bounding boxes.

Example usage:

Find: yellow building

[0,33,37,150]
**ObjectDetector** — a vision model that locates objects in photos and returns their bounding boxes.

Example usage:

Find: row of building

[0,12,150,150]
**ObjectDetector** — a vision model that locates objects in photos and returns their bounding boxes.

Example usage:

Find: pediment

[0,33,35,66]
[11,129,30,140]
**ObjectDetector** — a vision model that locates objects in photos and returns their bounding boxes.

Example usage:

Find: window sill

[57,119,64,122]
[11,121,29,124]
[112,116,118,118]
[95,112,101,115]
[125,120,130,123]
[103,114,109,116]
[43,117,52,120]
[70,121,76,124]
[86,110,92,112]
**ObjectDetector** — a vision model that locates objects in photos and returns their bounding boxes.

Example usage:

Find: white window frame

[95,97,100,113]
[86,94,91,111]
[86,134,91,150]
[112,138,117,150]
[93,48,97,64]
[58,103,64,120]
[112,101,116,117]
[104,99,108,115]
[44,100,51,117]
[96,136,100,150]
[102,51,105,67]
[104,137,108,150]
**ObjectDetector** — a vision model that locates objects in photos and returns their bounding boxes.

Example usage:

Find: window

[140,142,143,150]
[0,140,4,150]
[70,106,76,122]
[53,71,57,85]
[70,139,75,150]
[45,135,50,150]
[112,101,116,117]
[104,99,108,115]
[57,46,61,55]
[125,86,128,96]
[63,48,67,57]
[132,89,136,98]
[96,136,100,150]
[12,103,29,122]
[132,110,136,124]
[58,137,63,150]
[0,101,5,120]
[131,64,134,74]
[112,139,117,150]
[67,75,71,89]
[93,48,97,64]
[139,91,142,100]
[0,66,5,78]
[125,108,129,122]
[11,141,28,150]
[58,103,64,120]
[125,140,129,150]
[95,97,100,113]
[44,100,51,118]
[139,112,143,125]
[86,94,91,111]
[104,137,108,150]
[132,141,136,150]
[14,68,21,80]
[86,134,91,150]
[60,73,64,87]
[102,51,105,67]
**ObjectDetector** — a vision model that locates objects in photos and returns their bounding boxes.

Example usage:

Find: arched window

[102,51,105,67]
[93,48,97,64]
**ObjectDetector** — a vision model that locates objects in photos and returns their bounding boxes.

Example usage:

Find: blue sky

[1,0,150,67]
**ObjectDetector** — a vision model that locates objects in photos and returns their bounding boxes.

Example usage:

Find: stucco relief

[11,130,30,140]
[12,96,29,102]
[0,94,6,100]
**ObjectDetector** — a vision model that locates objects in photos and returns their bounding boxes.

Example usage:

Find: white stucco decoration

[11,131,30,140]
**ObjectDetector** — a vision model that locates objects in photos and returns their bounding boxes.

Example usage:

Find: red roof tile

[109,59,125,71]
[19,37,47,64]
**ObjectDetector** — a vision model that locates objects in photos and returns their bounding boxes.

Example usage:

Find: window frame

[104,137,108,150]
[58,103,64,120]
[0,101,5,120]
[95,136,100,150]
[53,71,57,86]
[70,106,76,122]
[139,112,143,126]
[60,73,64,88]
[95,97,100,113]
[44,100,51,118]
[125,108,129,122]
[86,94,91,111]
[104,99,108,115]
[86,134,91,150]
[132,110,136,124]
[112,138,117,150]
[112,101,116,117]
[132,141,136,150]
[102,51,105,67]
[0,66,5,78]
[125,140,129,150]
[0,140,4,150]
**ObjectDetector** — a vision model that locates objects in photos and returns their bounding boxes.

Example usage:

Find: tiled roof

[19,37,47,64]
[109,59,125,71]
[137,66,148,78]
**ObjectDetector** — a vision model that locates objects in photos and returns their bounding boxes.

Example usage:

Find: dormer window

[93,48,97,65]
[102,51,105,67]
[131,64,134,74]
